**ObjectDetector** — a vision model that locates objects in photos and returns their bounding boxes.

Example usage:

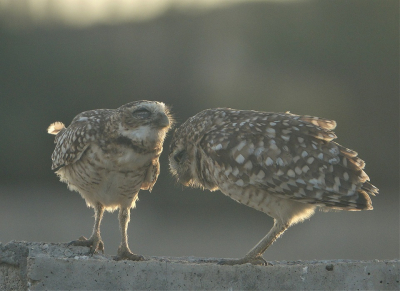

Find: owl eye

[174,150,186,163]
[132,108,151,119]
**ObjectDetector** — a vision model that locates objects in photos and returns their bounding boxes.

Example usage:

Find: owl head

[116,101,173,147]
[169,134,193,187]
[169,110,218,189]
[117,101,172,129]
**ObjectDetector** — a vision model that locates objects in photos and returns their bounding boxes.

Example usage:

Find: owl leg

[114,207,146,261]
[68,202,105,254]
[218,219,289,266]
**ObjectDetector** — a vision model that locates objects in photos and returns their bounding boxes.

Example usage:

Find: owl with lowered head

[48,101,173,261]
[169,108,378,265]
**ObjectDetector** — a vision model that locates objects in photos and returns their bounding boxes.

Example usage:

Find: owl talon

[114,247,146,261]
[68,235,104,255]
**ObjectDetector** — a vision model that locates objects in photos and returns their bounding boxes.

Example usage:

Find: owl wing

[200,112,377,210]
[49,110,110,170]
[141,158,160,192]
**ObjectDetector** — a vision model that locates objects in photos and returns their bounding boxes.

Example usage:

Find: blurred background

[0,0,398,261]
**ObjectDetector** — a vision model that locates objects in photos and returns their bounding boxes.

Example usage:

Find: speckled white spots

[318,153,324,160]
[293,156,301,163]
[270,143,278,150]
[214,144,223,150]
[276,169,284,176]
[282,129,291,135]
[236,179,244,186]
[296,178,306,185]
[266,157,274,166]
[244,160,253,170]
[266,128,276,137]
[77,117,88,122]
[295,167,302,175]
[269,122,276,126]
[301,151,308,158]
[307,157,314,164]
[294,191,303,198]
[257,170,265,179]
[328,158,338,164]
[281,135,290,142]
[276,157,285,166]
[235,154,245,164]
[329,147,339,155]
[232,167,239,176]
[343,157,348,167]
[232,123,237,126]
[302,165,310,173]
[343,172,349,181]
[234,141,246,152]
[333,183,339,192]
[254,147,264,157]
[224,168,232,177]
[287,169,295,178]
[240,121,246,126]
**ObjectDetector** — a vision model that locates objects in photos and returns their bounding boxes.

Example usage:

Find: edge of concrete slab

[1,241,399,290]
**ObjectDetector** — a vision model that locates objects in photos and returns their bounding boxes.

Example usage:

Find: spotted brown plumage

[169,108,378,265]
[48,101,173,261]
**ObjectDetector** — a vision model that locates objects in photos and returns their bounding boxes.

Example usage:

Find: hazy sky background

[0,0,398,261]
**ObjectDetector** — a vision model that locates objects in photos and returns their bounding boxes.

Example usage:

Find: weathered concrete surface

[0,241,398,290]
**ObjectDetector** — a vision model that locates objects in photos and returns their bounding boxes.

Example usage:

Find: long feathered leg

[69,202,105,254]
[219,219,289,266]
[114,207,145,261]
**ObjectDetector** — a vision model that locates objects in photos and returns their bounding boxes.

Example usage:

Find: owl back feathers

[47,110,109,170]
[177,108,378,211]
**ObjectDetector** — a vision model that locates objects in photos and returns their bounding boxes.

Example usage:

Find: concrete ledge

[0,241,398,290]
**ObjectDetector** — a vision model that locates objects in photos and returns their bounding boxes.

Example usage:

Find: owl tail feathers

[342,189,374,211]
[325,183,377,211]
[47,122,65,135]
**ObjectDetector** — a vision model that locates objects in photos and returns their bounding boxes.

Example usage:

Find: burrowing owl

[48,101,172,261]
[169,108,378,265]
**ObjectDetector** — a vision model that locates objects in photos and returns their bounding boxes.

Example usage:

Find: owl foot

[218,255,271,266]
[114,245,146,261]
[68,235,104,255]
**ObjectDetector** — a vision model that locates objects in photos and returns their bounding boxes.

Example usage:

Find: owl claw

[114,245,146,261]
[68,235,104,255]
[218,255,271,266]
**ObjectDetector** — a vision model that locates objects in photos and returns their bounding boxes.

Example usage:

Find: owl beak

[155,112,170,128]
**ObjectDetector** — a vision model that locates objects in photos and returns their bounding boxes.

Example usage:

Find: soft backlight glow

[0,0,304,28]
